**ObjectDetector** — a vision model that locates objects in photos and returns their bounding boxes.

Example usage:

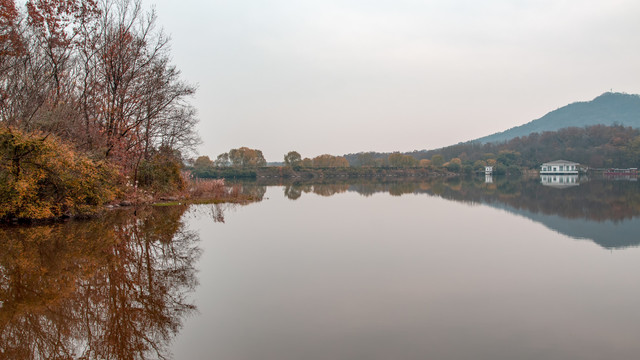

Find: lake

[3,176,640,359]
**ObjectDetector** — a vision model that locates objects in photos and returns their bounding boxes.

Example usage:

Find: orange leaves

[0,126,117,220]
[1,0,198,201]
[226,147,267,168]
[312,154,349,168]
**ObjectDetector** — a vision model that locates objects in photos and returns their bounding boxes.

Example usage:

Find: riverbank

[195,166,457,180]
[1,178,258,224]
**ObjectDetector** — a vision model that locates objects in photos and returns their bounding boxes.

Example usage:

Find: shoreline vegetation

[3,1,640,223]
[0,126,258,223]
[4,122,638,223]
[1,0,214,223]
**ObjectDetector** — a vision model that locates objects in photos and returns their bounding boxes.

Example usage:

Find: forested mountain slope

[475,92,640,144]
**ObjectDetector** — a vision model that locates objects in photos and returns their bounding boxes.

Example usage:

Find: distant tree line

[345,125,640,173]
[192,125,640,181]
[411,124,640,170]
[191,149,353,178]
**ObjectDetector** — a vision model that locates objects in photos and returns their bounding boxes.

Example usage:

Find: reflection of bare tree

[191,203,237,223]
[284,185,302,200]
[237,184,266,201]
[0,205,201,359]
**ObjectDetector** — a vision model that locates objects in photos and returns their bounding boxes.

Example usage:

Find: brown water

[3,177,640,359]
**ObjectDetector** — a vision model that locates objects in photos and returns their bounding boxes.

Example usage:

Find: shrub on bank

[0,126,117,220]
[137,150,185,195]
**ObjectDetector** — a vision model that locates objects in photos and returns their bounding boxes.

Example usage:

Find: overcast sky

[148,0,640,161]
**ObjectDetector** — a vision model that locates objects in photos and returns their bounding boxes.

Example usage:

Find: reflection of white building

[540,160,579,174]
[540,174,580,188]
[485,174,493,183]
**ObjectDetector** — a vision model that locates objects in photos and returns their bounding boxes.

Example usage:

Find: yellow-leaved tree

[0,126,118,220]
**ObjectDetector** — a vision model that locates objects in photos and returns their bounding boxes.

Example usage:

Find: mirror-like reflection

[0,205,202,359]
[233,176,640,249]
[4,176,640,359]
[178,178,640,360]
[540,174,580,187]
[238,176,640,221]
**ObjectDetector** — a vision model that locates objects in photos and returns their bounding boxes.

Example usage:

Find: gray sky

[149,0,640,162]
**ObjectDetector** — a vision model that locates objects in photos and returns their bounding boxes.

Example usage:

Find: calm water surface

[3,177,640,359]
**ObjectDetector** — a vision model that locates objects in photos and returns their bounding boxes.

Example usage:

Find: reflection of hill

[395,178,640,249]
[419,178,640,222]
[245,177,640,249]
[403,178,640,249]
[0,205,202,359]
[490,203,640,249]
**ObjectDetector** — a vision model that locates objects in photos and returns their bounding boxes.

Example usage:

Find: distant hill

[475,92,640,144]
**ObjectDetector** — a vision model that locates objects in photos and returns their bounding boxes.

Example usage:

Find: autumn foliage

[0,126,117,220]
[136,147,185,195]
[214,147,267,168]
[415,124,640,169]
[311,154,349,168]
[0,0,200,217]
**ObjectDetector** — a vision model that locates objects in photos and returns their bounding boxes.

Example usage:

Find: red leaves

[0,0,23,56]
[26,0,100,48]
[1,0,198,192]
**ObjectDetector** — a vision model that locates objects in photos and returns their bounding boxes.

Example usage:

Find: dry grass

[184,176,252,203]
[188,178,227,198]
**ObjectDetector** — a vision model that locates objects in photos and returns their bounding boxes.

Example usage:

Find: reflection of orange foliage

[0,205,200,359]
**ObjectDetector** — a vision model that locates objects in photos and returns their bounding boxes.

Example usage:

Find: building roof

[541,160,580,166]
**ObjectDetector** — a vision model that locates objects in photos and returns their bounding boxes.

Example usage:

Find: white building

[485,166,493,175]
[540,160,579,174]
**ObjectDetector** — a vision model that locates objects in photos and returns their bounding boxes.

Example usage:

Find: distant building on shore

[540,160,579,175]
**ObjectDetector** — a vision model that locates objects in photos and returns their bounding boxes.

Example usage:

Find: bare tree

[1,0,199,176]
